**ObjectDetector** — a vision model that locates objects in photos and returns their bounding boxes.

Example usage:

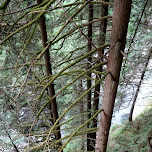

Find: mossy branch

[45,73,108,143]
[0,0,11,20]
[61,69,105,77]
[48,127,98,149]
[28,72,109,150]
[55,112,89,128]
[51,16,112,45]
[0,0,56,45]
[32,127,97,150]
[26,1,113,15]
[0,0,11,10]
[21,23,37,54]
[36,61,107,119]
[46,0,92,45]
[50,1,113,11]
[59,109,103,152]
[37,43,109,100]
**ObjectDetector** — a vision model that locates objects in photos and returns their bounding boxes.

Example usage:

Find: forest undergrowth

[108,106,152,152]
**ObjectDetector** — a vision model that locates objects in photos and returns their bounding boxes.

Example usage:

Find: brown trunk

[129,47,152,122]
[37,0,62,147]
[95,1,132,152]
[87,1,93,151]
[148,137,152,152]
[89,1,109,151]
[79,79,85,150]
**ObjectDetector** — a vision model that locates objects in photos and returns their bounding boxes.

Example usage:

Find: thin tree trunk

[79,79,85,150]
[5,128,19,152]
[37,0,62,147]
[89,1,109,151]
[129,47,152,122]
[87,1,93,151]
[95,1,132,152]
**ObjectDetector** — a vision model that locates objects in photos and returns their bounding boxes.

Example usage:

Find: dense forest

[0,0,152,152]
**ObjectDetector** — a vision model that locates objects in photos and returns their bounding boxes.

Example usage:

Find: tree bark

[37,0,62,147]
[148,137,152,152]
[129,47,152,122]
[95,1,132,152]
[79,79,85,150]
[89,1,109,151]
[87,1,93,151]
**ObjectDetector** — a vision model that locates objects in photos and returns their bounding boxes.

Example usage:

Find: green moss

[108,107,152,152]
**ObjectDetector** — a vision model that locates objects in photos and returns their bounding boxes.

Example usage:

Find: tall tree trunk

[129,47,152,122]
[89,1,109,151]
[79,79,85,150]
[95,1,132,152]
[87,1,93,151]
[37,0,62,147]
